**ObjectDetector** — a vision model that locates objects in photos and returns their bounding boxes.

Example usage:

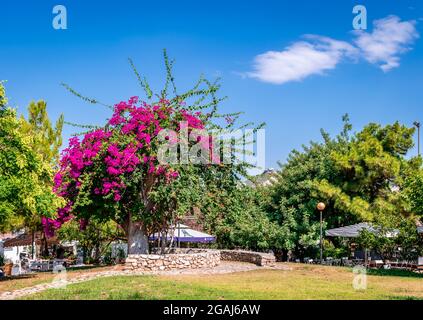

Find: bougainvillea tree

[44,51,264,254]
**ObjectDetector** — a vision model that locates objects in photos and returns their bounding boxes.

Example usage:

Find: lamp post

[414,121,420,156]
[317,202,326,264]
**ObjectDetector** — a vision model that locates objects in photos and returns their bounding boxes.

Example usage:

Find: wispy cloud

[247,36,357,85]
[246,15,419,84]
[354,15,419,72]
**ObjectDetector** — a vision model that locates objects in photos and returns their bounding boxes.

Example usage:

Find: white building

[0,231,61,264]
[0,231,26,263]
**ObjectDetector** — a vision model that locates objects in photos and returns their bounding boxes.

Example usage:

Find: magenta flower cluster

[43,97,205,237]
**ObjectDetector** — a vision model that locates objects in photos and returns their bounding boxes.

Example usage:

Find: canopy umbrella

[325,223,398,238]
[326,223,376,264]
[149,224,216,243]
[326,223,401,265]
[325,223,376,238]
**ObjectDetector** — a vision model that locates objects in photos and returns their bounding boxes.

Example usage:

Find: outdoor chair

[352,259,364,266]
[304,258,314,264]
[41,261,50,272]
[53,259,66,269]
[344,260,353,267]
[332,259,341,266]
[29,260,41,271]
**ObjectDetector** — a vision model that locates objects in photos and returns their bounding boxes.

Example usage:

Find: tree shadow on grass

[0,274,37,282]
[366,268,423,279]
[67,265,104,271]
[391,296,423,300]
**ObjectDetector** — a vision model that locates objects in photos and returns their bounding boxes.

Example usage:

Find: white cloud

[246,15,419,84]
[354,15,419,72]
[247,36,357,84]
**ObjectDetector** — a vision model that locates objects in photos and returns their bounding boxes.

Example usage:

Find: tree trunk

[126,220,149,254]
[94,243,101,264]
[161,231,167,254]
[31,230,35,259]
[40,232,49,257]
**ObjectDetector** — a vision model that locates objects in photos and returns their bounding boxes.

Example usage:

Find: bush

[102,246,114,265]
[115,247,126,263]
[323,240,348,259]
[207,186,285,252]
[356,219,423,262]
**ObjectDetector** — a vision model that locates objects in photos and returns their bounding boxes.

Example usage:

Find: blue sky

[1,0,422,169]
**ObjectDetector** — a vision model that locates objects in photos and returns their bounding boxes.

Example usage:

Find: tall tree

[21,100,64,166]
[204,184,284,252]
[44,51,263,254]
[403,166,423,219]
[268,115,420,259]
[19,100,64,255]
[0,84,63,235]
[0,81,7,113]
[57,218,125,263]
[314,121,417,224]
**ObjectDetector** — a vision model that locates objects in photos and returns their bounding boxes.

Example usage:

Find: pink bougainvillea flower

[42,97,209,237]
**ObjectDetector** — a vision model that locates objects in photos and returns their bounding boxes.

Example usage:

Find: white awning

[150,224,216,243]
[326,223,399,238]
[325,223,377,238]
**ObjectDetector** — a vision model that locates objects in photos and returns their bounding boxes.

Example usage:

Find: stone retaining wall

[220,250,276,267]
[124,249,220,271]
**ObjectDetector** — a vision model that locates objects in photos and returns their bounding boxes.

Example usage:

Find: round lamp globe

[317,202,326,211]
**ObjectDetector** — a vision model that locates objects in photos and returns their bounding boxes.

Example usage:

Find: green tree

[356,218,423,263]
[268,115,420,260]
[0,111,48,231]
[314,121,416,223]
[45,52,263,255]
[0,81,7,112]
[57,219,125,263]
[20,100,64,255]
[0,84,62,235]
[203,184,284,252]
[21,100,64,166]
[265,120,347,259]
[403,168,423,218]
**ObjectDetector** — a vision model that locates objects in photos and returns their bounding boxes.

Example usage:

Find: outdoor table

[332,259,341,266]
[30,260,52,272]
[352,259,364,266]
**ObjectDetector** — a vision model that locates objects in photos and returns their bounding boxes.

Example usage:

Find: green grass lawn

[0,265,113,293]
[23,264,423,300]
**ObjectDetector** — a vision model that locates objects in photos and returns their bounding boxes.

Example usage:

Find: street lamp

[414,121,420,156]
[317,202,326,264]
